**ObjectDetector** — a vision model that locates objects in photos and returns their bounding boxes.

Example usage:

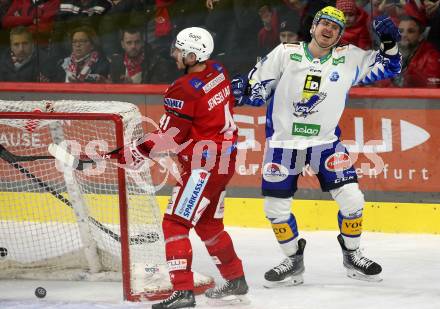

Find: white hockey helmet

[174,27,214,62]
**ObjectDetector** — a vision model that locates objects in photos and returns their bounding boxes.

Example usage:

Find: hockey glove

[231,75,250,106]
[231,75,265,107]
[120,142,149,171]
[373,15,401,52]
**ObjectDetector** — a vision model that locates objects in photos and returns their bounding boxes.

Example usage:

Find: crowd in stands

[0,0,438,87]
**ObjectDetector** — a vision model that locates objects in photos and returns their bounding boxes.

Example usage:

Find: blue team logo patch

[330,71,339,82]
[189,78,204,90]
[212,63,223,72]
[293,92,326,118]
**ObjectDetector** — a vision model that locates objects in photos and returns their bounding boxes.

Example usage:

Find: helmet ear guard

[174,27,214,62]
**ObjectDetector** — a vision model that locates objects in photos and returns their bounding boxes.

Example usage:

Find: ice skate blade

[206,295,250,307]
[263,274,304,289]
[346,269,383,282]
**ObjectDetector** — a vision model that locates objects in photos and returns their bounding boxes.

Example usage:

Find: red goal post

[0,100,213,301]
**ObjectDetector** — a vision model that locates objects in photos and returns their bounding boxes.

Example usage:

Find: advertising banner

[143,106,438,193]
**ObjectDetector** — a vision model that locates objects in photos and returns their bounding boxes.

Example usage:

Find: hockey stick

[0,145,159,245]
[48,142,184,185]
[0,144,54,162]
[48,143,121,170]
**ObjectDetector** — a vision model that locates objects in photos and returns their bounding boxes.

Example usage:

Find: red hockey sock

[205,231,244,280]
[163,219,194,290]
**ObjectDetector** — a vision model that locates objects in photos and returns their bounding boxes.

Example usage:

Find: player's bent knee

[330,183,364,217]
[264,196,293,220]
[162,218,190,240]
[194,220,224,242]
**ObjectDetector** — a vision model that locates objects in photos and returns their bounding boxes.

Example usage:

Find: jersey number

[159,114,171,131]
[220,103,237,139]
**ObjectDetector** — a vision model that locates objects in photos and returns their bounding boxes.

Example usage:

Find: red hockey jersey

[138,60,238,159]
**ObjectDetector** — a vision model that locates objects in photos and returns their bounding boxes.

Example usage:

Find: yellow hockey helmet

[313,6,346,32]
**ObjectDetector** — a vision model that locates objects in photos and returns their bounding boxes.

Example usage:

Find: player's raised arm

[355,15,402,85]
[372,15,402,73]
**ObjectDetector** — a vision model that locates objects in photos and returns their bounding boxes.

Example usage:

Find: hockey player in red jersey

[129,27,249,309]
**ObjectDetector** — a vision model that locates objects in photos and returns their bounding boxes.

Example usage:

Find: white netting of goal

[0,100,213,300]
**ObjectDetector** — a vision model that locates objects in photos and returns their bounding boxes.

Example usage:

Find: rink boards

[0,191,155,224]
[0,191,438,234]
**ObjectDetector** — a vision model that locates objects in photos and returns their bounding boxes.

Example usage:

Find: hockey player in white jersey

[232,6,401,286]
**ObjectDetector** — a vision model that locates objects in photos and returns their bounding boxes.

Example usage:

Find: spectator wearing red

[425,0,440,51]
[336,0,372,49]
[403,0,428,27]
[50,26,110,83]
[371,0,405,25]
[396,15,440,87]
[2,0,60,45]
[257,3,280,56]
[378,15,440,88]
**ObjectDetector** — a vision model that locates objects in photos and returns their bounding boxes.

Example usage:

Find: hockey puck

[35,287,47,298]
[0,247,7,259]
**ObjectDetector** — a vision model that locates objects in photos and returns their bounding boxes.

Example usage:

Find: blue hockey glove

[373,15,401,43]
[239,96,265,107]
[231,75,249,106]
[231,75,265,107]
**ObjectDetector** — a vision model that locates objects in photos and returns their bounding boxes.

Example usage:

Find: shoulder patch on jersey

[189,78,205,90]
[290,53,302,62]
[202,72,225,93]
[164,97,184,109]
[212,63,224,72]
[332,56,345,65]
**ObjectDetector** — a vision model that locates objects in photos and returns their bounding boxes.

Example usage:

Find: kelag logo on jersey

[302,75,321,99]
[292,122,320,137]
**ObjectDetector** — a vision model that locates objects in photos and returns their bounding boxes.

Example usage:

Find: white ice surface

[1,228,439,309]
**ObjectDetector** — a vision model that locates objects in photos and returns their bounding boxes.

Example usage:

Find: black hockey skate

[337,234,382,282]
[205,276,249,306]
[151,290,195,309]
[264,238,306,288]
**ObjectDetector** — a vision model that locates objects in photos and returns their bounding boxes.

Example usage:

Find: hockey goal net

[0,100,213,301]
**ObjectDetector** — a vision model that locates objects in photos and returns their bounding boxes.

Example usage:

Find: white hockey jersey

[248,42,401,149]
